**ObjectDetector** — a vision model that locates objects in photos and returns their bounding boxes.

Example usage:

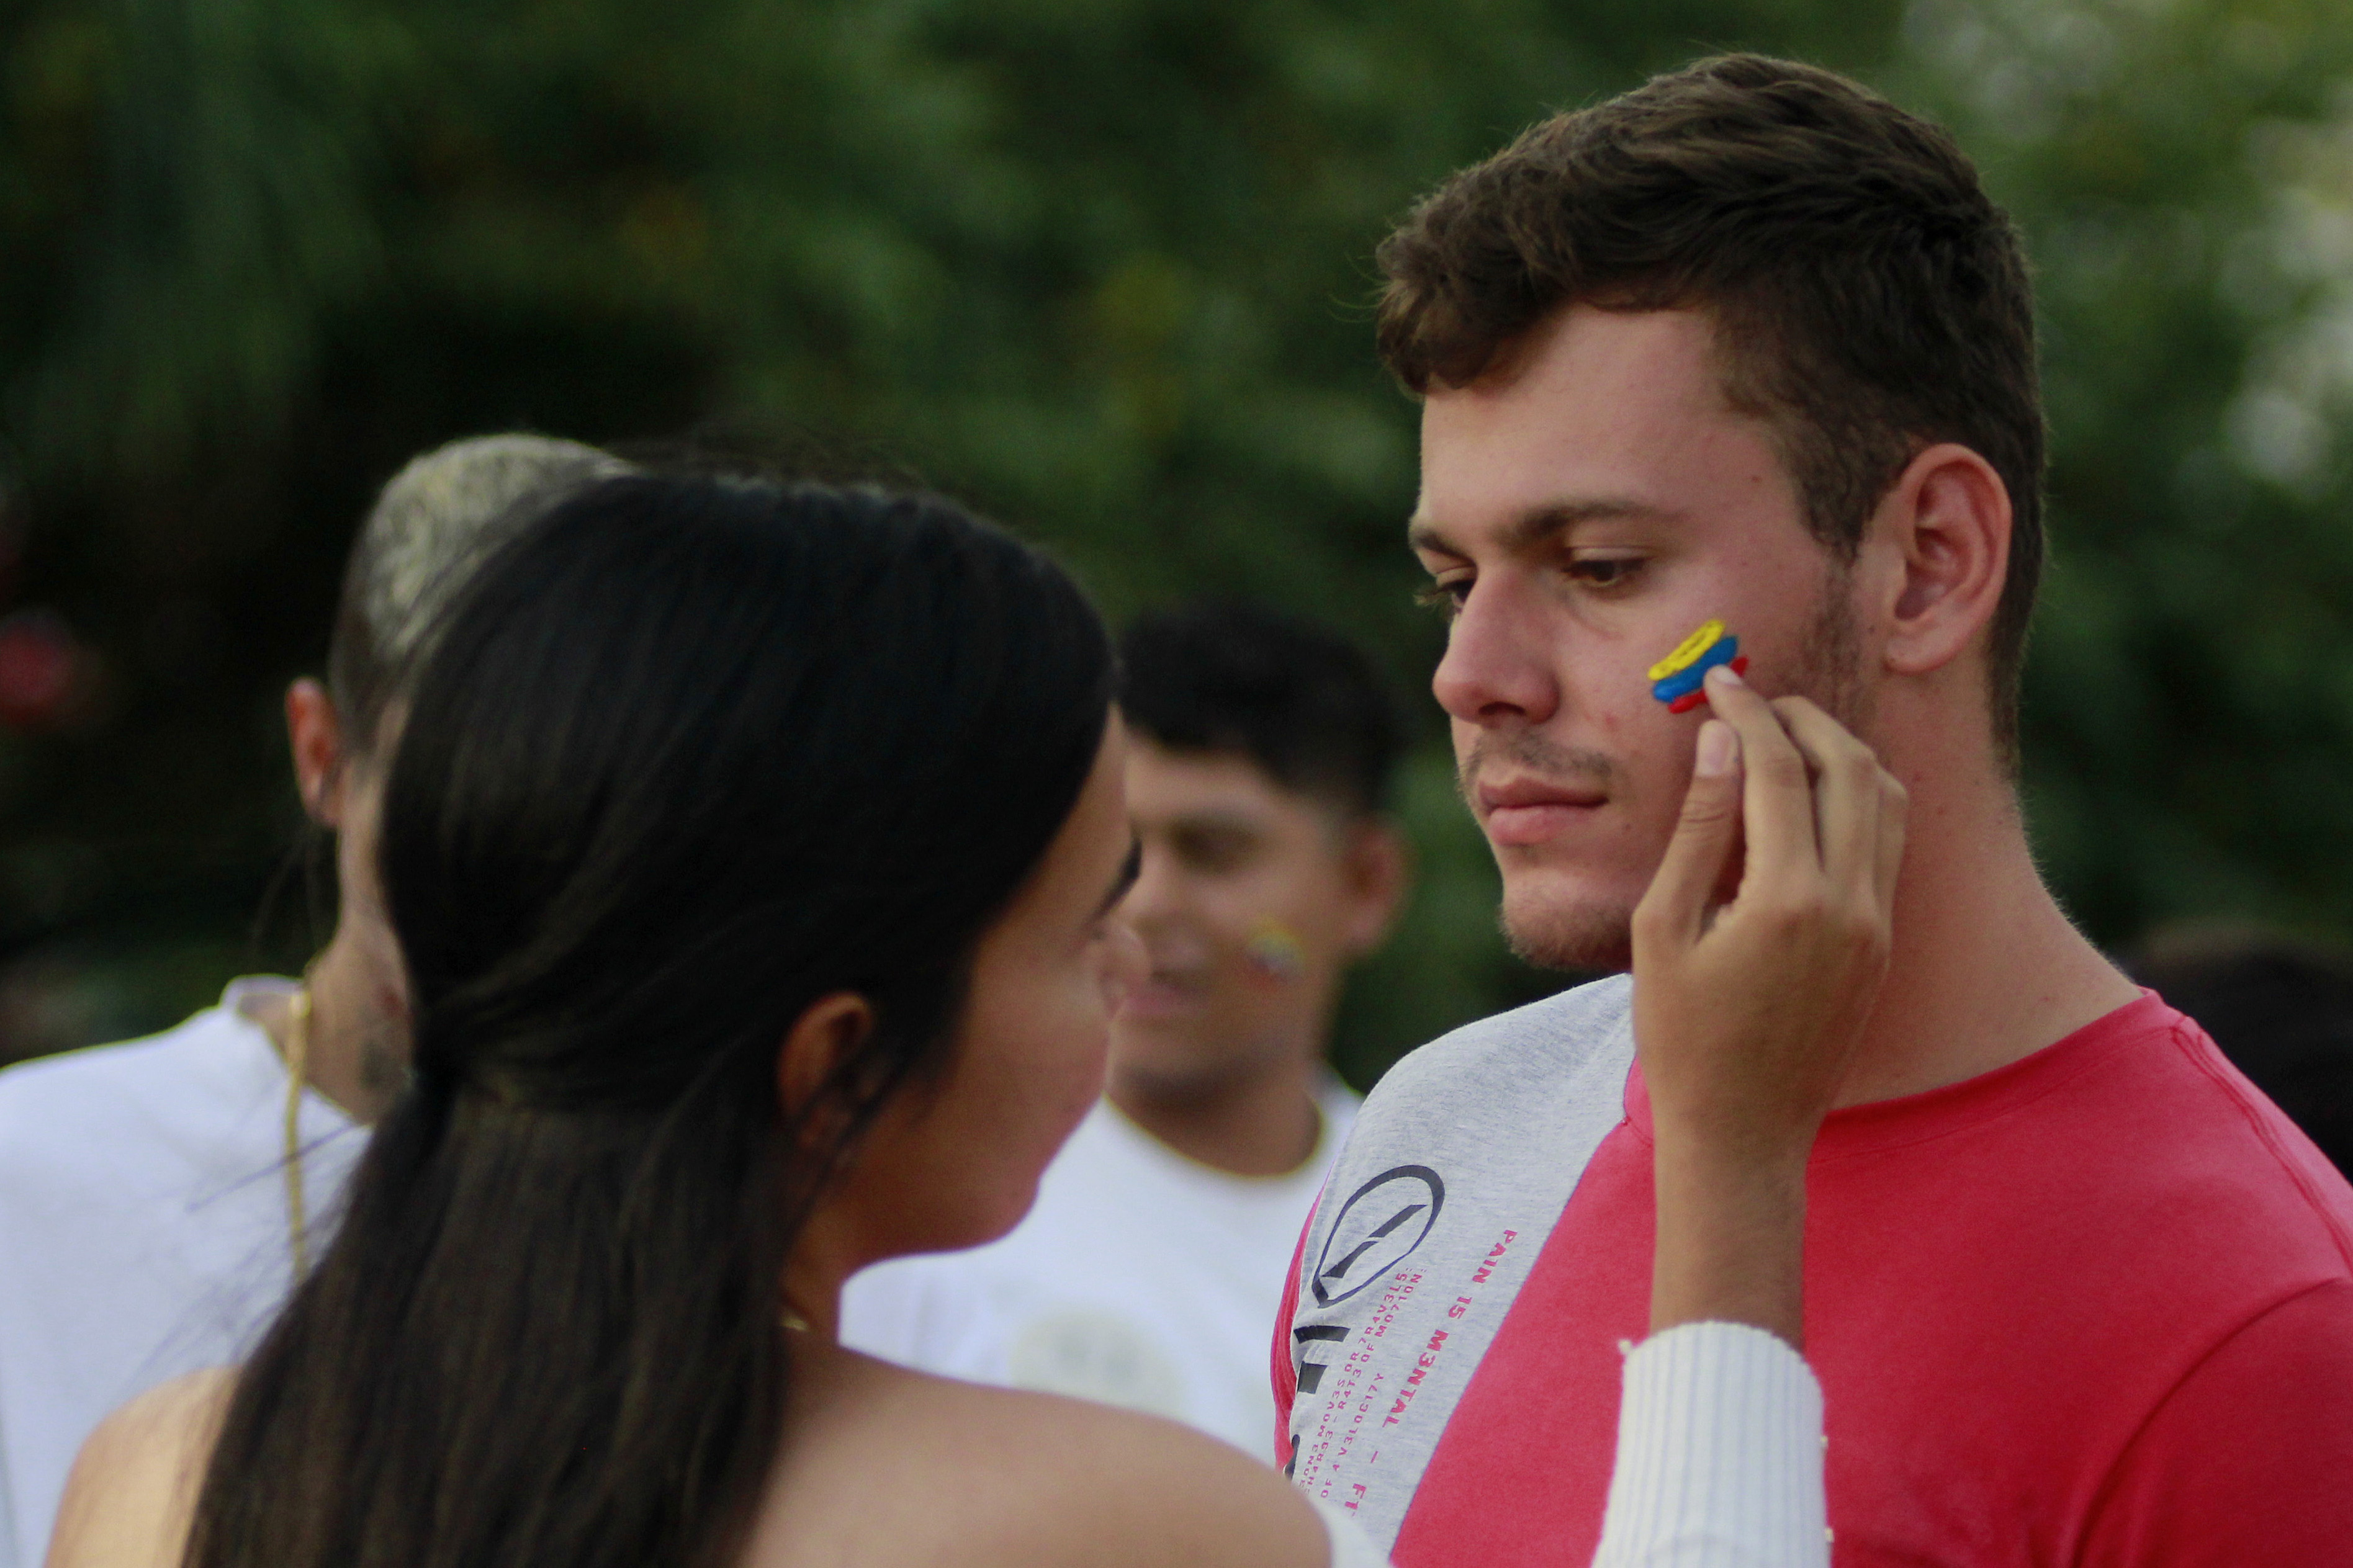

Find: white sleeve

[1589,1320,1829,1568]
[1307,1497,1393,1568]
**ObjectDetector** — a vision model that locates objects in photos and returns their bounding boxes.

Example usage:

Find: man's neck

[251,932,402,1124]
[1837,754,2141,1109]
[1108,1053,1325,1178]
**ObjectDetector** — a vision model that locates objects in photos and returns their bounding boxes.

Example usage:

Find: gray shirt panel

[1283,974,1635,1551]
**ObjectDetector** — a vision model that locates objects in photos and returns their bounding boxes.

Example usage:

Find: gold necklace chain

[282,982,313,1279]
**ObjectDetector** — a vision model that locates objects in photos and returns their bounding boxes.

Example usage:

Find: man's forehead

[1407,496,1689,560]
[1125,741,1349,827]
[1419,303,1746,437]
[1411,311,1787,555]
[1127,740,1287,799]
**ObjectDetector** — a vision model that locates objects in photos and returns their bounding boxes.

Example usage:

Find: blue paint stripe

[1650,635,1738,702]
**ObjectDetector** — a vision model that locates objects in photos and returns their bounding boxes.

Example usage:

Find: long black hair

[182,473,1115,1568]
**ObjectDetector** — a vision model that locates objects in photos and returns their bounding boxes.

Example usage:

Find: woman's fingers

[1770,696,1882,899]
[1640,670,1906,969]
[1698,664,1819,886]
[1764,695,1907,929]
[1635,719,1745,944]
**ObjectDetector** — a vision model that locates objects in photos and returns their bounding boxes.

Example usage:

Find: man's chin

[1499,888,1634,974]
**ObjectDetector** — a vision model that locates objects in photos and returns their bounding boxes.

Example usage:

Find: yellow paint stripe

[1647,619,1727,682]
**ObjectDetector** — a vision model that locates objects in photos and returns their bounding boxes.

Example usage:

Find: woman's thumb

[1636,720,1745,946]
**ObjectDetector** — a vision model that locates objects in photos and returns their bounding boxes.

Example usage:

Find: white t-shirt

[842,1079,1358,1457]
[0,978,362,1568]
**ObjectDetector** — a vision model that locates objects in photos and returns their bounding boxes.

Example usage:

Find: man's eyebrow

[1096,836,1143,918]
[1168,809,1262,836]
[1409,498,1683,558]
[1406,516,1460,557]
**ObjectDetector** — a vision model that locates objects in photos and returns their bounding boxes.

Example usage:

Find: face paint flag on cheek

[1649,618,1748,714]
[1244,918,1307,983]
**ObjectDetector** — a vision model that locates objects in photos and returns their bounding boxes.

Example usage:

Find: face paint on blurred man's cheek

[1243,918,1307,984]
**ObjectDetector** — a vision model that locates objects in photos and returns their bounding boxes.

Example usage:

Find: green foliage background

[3,0,2352,1084]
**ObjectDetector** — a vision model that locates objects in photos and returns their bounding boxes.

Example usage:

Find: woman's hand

[1631,662,1907,1346]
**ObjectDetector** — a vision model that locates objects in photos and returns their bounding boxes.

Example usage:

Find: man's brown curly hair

[1378,54,2043,760]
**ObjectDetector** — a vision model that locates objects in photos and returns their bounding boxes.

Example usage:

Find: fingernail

[1696,720,1738,776]
[1706,661,1746,690]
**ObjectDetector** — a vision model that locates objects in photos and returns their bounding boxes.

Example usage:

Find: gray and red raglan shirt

[1275,974,2353,1567]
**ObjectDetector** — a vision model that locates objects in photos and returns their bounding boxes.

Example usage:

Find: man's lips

[1476,776,1608,848]
[1117,970,1208,1021]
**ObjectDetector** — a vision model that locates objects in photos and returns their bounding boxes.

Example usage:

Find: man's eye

[1177,830,1256,872]
[1415,580,1471,619]
[1569,557,1644,588]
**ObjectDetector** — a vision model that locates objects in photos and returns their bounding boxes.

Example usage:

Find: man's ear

[1877,442,2012,679]
[776,992,878,1139]
[1339,818,1411,958]
[286,679,348,828]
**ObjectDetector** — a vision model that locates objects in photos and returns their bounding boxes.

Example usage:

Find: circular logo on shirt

[1310,1164,1445,1306]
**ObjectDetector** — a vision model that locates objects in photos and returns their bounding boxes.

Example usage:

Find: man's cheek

[1584,676,1647,738]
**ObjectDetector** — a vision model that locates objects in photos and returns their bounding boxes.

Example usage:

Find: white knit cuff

[1590,1320,1829,1568]
[1309,1495,1395,1568]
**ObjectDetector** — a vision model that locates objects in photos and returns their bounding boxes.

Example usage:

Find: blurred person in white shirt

[844,599,1409,1455]
[0,433,623,1568]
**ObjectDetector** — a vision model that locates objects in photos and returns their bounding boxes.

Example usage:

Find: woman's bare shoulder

[751,1348,1329,1568]
[46,1368,235,1568]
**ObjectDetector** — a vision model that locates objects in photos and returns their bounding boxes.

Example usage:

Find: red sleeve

[2085,1277,2353,1565]
[1271,1201,1313,1466]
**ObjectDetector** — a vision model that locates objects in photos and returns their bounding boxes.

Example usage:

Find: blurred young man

[0,434,623,1568]
[1277,55,2353,1565]
[844,600,1407,1454]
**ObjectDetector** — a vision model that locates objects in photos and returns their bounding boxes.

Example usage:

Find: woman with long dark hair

[45,471,1897,1568]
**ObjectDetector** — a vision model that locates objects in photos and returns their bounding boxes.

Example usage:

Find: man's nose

[1431,581,1562,728]
[1120,837,1183,926]
[1100,918,1148,1013]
